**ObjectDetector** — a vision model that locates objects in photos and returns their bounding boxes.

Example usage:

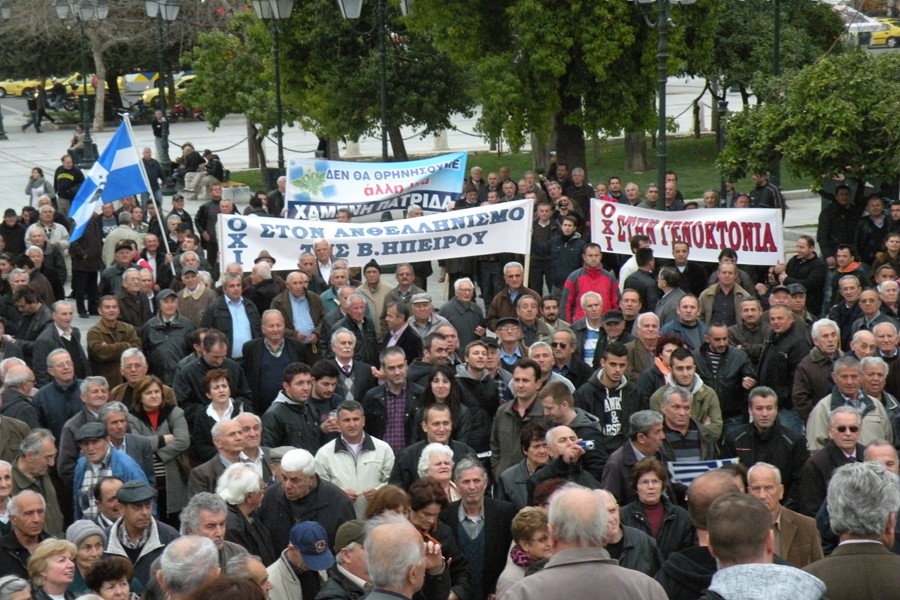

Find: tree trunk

[710,80,721,134]
[624,131,649,172]
[247,120,260,169]
[328,139,341,160]
[531,132,549,173]
[553,93,586,175]
[693,99,701,138]
[389,125,408,161]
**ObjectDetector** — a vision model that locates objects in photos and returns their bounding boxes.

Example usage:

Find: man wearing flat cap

[103,481,180,593]
[73,422,148,520]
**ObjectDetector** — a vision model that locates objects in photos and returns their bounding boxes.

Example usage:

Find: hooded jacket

[574,370,641,454]
[705,563,825,600]
[655,545,717,600]
[650,374,724,439]
[455,364,500,453]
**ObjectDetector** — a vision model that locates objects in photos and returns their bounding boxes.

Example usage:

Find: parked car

[142,74,195,107]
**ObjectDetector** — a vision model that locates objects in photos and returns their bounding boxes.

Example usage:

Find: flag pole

[125,115,177,278]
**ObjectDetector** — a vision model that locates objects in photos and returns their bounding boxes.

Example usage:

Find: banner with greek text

[590,200,784,266]
[218,199,533,270]
[285,152,468,221]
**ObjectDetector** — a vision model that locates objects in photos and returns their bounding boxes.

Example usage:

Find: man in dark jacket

[242,310,312,415]
[172,330,252,427]
[13,285,52,364]
[692,324,756,432]
[756,306,811,433]
[362,347,422,454]
[259,448,355,554]
[719,386,809,508]
[0,365,39,428]
[333,295,379,366]
[774,235,828,317]
[624,248,660,313]
[33,303,89,388]
[0,490,51,579]
[439,457,515,600]
[455,340,500,455]
[116,268,152,329]
[817,184,858,268]
[53,154,84,216]
[654,471,741,600]
[389,403,475,490]
[141,289,195,386]
[261,362,323,453]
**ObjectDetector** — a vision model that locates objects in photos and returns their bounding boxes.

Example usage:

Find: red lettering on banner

[761,223,776,252]
[600,201,616,218]
[619,215,636,241]
[727,222,740,248]
[601,219,614,236]
[704,221,717,249]
[642,220,659,244]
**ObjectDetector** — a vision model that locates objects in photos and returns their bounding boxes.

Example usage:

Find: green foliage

[276,0,474,145]
[719,50,900,186]
[405,0,720,163]
[701,0,844,99]
[184,13,275,132]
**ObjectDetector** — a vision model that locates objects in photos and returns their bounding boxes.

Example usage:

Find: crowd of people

[0,158,896,600]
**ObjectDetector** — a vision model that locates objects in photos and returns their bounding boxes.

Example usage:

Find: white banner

[285,152,468,221]
[590,199,784,266]
[217,199,534,270]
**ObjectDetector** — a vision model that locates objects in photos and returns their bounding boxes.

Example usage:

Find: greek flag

[68,118,151,243]
[668,458,739,486]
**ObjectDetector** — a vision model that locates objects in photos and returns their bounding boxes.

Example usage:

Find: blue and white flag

[68,118,151,243]
[668,458,740,486]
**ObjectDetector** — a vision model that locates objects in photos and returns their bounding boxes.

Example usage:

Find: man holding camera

[539,381,607,481]
[529,425,603,498]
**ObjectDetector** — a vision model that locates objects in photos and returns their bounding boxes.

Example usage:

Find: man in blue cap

[267,521,335,600]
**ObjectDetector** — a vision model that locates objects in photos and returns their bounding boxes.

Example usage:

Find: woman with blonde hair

[27,538,77,600]
[495,507,551,597]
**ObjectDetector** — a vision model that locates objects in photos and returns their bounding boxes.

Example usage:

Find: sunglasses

[830,425,860,433]
[550,342,568,348]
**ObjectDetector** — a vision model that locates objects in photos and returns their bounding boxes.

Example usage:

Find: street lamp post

[0,0,9,141]
[144,0,181,180]
[251,0,295,178]
[337,0,391,162]
[55,0,108,169]
[635,0,696,198]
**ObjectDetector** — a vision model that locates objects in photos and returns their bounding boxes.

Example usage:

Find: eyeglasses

[830,425,860,433]
[550,342,568,348]
[637,479,662,487]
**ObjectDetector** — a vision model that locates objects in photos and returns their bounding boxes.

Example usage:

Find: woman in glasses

[619,457,694,560]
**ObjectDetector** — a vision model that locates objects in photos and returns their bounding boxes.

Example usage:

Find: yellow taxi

[0,78,41,98]
[48,73,126,95]
[871,18,900,47]
[141,74,195,106]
